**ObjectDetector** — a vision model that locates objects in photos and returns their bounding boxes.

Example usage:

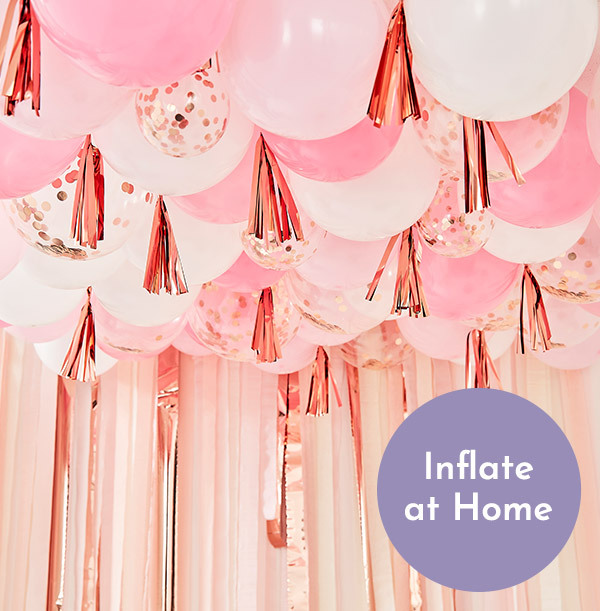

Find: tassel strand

[519,265,552,353]
[306,346,342,417]
[252,287,282,363]
[465,329,501,389]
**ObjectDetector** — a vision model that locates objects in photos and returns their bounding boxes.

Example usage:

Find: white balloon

[288,122,439,241]
[406,0,597,121]
[484,209,593,264]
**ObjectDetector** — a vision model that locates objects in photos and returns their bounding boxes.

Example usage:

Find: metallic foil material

[60,286,97,383]
[366,226,428,318]
[0,0,40,116]
[306,346,342,417]
[368,2,420,127]
[143,195,189,296]
[465,329,501,389]
[252,287,282,363]
[519,265,552,353]
[248,134,304,251]
[71,135,105,250]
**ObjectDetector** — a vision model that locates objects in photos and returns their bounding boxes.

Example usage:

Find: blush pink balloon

[255,336,317,374]
[490,89,600,228]
[420,247,522,320]
[397,316,472,360]
[0,208,25,279]
[263,119,402,182]
[0,122,82,198]
[214,253,284,292]
[296,319,358,347]
[532,329,600,370]
[172,324,213,357]
[6,302,80,343]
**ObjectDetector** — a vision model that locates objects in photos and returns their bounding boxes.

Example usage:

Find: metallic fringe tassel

[519,265,552,353]
[143,195,189,296]
[0,0,40,115]
[366,226,428,318]
[252,287,282,363]
[306,346,342,417]
[367,1,420,127]
[465,329,501,389]
[248,134,304,250]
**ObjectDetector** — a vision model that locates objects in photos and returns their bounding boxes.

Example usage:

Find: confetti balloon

[463,286,521,332]
[135,65,230,158]
[417,173,494,257]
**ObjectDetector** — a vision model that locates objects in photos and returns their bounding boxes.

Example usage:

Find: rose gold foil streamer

[306,346,342,417]
[143,195,189,296]
[366,226,428,318]
[71,135,105,250]
[248,134,304,251]
[0,0,40,116]
[60,286,96,383]
[485,122,526,186]
[519,265,552,353]
[465,329,501,389]
[368,2,420,127]
[252,287,282,363]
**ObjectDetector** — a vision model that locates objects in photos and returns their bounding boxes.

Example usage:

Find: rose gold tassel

[366,226,428,317]
[248,134,304,251]
[60,286,96,383]
[252,287,282,363]
[368,2,420,127]
[465,329,501,389]
[519,265,552,354]
[0,0,40,116]
[306,346,342,417]
[143,195,189,296]
[71,135,105,249]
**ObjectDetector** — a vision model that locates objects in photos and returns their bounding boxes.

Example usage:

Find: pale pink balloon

[0,208,25,280]
[214,253,284,293]
[532,329,600,370]
[6,303,80,343]
[397,316,472,360]
[172,324,213,357]
[420,247,522,320]
[582,300,600,317]
[263,119,402,182]
[0,122,82,198]
[33,0,237,87]
[490,90,600,228]
[296,319,358,347]
[538,296,600,348]
[255,336,317,374]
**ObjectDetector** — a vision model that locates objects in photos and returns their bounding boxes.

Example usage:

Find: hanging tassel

[366,226,428,318]
[465,329,501,389]
[143,195,189,295]
[519,265,552,354]
[368,2,420,127]
[71,135,105,249]
[463,117,525,214]
[252,287,282,363]
[61,286,96,383]
[0,0,40,116]
[248,134,304,251]
[306,346,342,417]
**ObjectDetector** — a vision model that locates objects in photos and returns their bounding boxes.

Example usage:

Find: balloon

[532,329,600,370]
[6,306,80,343]
[420,247,522,319]
[489,90,600,228]
[538,296,600,348]
[296,319,358,347]
[33,0,237,87]
[484,209,593,264]
[0,207,25,280]
[405,0,597,121]
[171,324,213,357]
[255,336,318,374]
[413,84,569,180]
[187,280,300,362]
[263,119,402,182]
[288,122,440,241]
[93,99,254,195]
[0,34,132,140]
[450,330,517,365]
[417,173,494,257]
[586,65,600,165]
[3,157,146,260]
[220,0,387,139]
[0,122,82,198]
[126,199,243,286]
[214,253,284,292]
[463,286,521,332]
[135,64,230,158]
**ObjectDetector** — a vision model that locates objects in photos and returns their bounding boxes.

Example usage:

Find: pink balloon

[256,336,317,374]
[296,319,358,347]
[0,122,82,198]
[420,247,522,319]
[582,300,600,317]
[0,208,25,280]
[540,296,600,347]
[172,324,213,357]
[490,90,600,228]
[397,316,472,360]
[6,303,80,343]
[33,0,237,87]
[263,119,402,182]
[533,329,600,370]
[214,253,284,292]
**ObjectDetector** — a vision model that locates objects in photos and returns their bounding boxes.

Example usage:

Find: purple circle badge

[378,389,580,592]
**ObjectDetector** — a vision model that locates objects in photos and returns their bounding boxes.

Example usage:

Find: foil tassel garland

[143,195,189,296]
[366,226,428,318]
[60,286,96,383]
[465,329,501,389]
[306,346,342,417]
[367,1,420,127]
[0,0,40,116]
[71,135,105,249]
[248,134,304,250]
[463,117,525,214]
[252,287,282,363]
[519,265,552,353]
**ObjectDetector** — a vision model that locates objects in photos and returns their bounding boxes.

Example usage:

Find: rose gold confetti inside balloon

[135,64,230,158]
[462,286,521,332]
[417,173,494,257]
